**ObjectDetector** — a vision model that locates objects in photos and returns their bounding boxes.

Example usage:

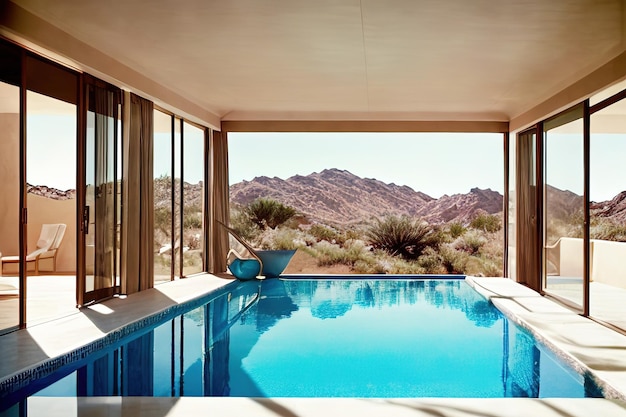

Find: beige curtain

[122,92,154,294]
[209,130,230,274]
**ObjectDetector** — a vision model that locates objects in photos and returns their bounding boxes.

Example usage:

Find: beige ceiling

[4,0,626,125]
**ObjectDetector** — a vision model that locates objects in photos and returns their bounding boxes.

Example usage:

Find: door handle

[83,206,90,234]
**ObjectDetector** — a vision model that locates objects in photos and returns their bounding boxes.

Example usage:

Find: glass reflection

[589,96,626,330]
[543,105,585,308]
[6,280,593,408]
[182,122,205,276]
[153,110,173,284]
[25,91,77,325]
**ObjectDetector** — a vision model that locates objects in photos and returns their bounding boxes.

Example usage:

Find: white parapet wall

[591,239,626,289]
[546,237,626,290]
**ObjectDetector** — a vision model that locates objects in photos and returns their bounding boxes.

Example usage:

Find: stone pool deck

[1,275,626,416]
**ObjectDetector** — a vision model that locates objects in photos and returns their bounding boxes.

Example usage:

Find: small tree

[244,197,296,230]
[366,214,436,260]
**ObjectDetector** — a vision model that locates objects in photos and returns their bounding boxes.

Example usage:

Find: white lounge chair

[1,223,67,275]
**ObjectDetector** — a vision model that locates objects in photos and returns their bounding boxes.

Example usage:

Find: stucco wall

[27,194,76,273]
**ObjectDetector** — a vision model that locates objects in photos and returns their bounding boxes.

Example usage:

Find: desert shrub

[154,207,172,236]
[366,215,436,260]
[313,241,348,266]
[465,256,502,277]
[309,224,345,244]
[259,227,304,250]
[312,239,373,268]
[454,230,487,255]
[470,212,502,233]
[183,212,202,229]
[438,245,469,274]
[590,217,626,242]
[385,258,426,274]
[244,197,296,230]
[447,222,466,239]
[353,259,386,274]
[229,208,259,241]
[417,247,446,274]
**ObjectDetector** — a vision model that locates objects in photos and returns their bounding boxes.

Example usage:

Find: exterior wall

[591,240,626,289]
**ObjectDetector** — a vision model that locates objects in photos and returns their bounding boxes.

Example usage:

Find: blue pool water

[2,278,602,410]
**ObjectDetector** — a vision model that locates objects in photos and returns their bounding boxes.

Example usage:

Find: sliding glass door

[153,110,207,282]
[542,104,585,310]
[81,77,122,305]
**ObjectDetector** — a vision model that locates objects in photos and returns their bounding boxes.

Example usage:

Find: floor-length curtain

[209,130,229,274]
[122,92,154,293]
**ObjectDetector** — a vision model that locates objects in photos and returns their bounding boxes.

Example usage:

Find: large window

[154,110,174,284]
[25,90,77,324]
[153,110,207,282]
[182,122,205,276]
[589,85,626,329]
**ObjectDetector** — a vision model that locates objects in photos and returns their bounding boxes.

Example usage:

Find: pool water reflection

[12,279,600,407]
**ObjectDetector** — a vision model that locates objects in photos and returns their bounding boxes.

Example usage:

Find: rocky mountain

[591,191,626,223]
[230,168,504,225]
[27,184,76,200]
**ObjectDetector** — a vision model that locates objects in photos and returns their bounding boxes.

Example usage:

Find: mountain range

[230,168,503,225]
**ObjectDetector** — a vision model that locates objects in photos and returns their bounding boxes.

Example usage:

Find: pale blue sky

[228,132,504,198]
[24,118,626,202]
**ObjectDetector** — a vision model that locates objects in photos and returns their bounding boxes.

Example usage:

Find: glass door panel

[543,104,585,309]
[83,82,120,303]
[26,90,77,324]
[174,119,182,278]
[154,109,174,284]
[589,97,626,329]
[182,122,205,276]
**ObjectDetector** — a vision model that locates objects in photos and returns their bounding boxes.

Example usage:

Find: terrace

[1,0,626,414]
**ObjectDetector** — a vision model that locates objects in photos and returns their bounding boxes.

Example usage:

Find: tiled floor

[0,274,79,330]
[2,275,626,416]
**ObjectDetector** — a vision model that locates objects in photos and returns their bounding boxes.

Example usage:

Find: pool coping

[466,276,626,401]
[0,273,237,403]
[1,275,626,416]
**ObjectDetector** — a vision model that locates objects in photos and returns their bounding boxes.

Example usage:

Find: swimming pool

[1,278,602,411]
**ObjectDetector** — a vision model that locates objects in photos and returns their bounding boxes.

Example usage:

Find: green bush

[438,245,469,274]
[470,212,502,233]
[230,207,259,241]
[417,247,446,274]
[366,215,436,260]
[385,258,426,274]
[261,227,303,250]
[183,212,202,229]
[245,198,296,230]
[590,217,626,242]
[309,224,344,244]
[447,222,466,239]
[154,207,172,236]
[311,239,373,268]
[455,230,487,255]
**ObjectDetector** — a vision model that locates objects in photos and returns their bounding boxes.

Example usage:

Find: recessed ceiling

[5,0,626,123]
